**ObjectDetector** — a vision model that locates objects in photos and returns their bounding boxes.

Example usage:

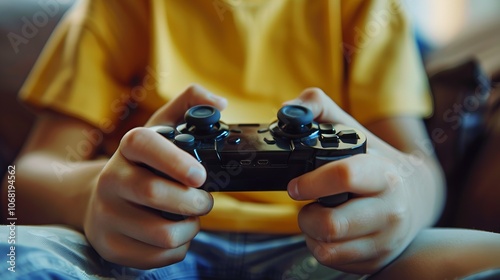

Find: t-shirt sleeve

[341,0,432,125]
[19,0,160,130]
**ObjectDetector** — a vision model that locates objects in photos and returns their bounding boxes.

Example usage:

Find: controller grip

[161,211,188,221]
[317,192,351,207]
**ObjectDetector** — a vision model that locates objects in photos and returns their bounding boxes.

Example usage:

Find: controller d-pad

[264,137,276,145]
[155,126,175,139]
[174,134,195,148]
[319,123,336,134]
[321,133,340,143]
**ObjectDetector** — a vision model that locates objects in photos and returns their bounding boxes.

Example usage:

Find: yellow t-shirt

[20,0,431,234]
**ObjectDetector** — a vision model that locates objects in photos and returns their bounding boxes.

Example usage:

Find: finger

[298,197,408,242]
[97,231,191,269]
[284,87,359,128]
[119,127,206,187]
[103,199,200,249]
[101,153,213,216]
[284,88,400,157]
[288,154,398,201]
[146,84,228,126]
[306,235,398,275]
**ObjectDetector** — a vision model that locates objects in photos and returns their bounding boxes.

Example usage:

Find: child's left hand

[286,88,444,274]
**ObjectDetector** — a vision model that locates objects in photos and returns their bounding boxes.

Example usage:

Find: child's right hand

[83,85,227,269]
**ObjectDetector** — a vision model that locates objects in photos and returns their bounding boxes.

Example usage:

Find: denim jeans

[0,225,366,280]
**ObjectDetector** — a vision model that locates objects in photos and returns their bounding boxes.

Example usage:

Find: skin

[370,228,500,280]
[6,84,496,278]
[2,85,227,268]
[285,88,445,274]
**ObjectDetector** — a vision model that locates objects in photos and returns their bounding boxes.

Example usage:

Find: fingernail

[192,191,214,214]
[207,93,226,102]
[288,178,300,200]
[187,166,206,186]
[283,98,304,106]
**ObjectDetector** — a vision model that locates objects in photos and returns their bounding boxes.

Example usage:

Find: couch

[0,0,75,174]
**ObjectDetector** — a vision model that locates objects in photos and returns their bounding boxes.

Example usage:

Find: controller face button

[156,126,175,139]
[320,133,340,143]
[264,137,276,145]
[227,136,241,145]
[174,134,195,148]
[321,141,339,148]
[337,129,359,140]
[319,123,335,134]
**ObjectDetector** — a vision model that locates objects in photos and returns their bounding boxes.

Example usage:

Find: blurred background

[405,0,500,75]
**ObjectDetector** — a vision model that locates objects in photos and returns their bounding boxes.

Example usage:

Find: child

[2,0,499,279]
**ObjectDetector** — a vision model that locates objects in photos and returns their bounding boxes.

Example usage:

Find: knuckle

[334,162,354,188]
[100,163,134,196]
[169,246,189,264]
[135,178,159,203]
[132,178,173,210]
[387,204,407,225]
[384,171,404,191]
[96,234,124,264]
[369,237,388,259]
[120,127,150,156]
[158,227,182,249]
[184,83,203,97]
[303,87,324,100]
[327,214,350,241]
[312,242,337,267]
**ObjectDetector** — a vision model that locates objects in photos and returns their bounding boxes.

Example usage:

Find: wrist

[408,156,446,229]
[62,159,107,231]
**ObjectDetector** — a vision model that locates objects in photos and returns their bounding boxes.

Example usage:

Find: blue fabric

[0,225,365,280]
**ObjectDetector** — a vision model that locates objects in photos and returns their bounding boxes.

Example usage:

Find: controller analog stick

[277,105,313,134]
[185,105,221,133]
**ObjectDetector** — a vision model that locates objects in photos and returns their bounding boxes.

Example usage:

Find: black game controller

[150,104,366,220]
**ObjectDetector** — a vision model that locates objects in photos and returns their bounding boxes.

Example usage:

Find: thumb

[146,84,228,127]
[284,87,361,129]
[285,88,401,157]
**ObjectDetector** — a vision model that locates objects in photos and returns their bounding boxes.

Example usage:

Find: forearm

[367,117,446,230]
[378,136,446,234]
[1,152,107,231]
[408,155,446,229]
[371,228,500,280]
